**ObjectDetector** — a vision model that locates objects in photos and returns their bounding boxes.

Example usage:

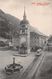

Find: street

[0,50,51,79]
[19,51,45,79]
[0,49,35,79]
[34,51,52,79]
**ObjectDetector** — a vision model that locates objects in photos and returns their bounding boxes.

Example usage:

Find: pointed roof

[20,7,29,25]
[23,6,26,20]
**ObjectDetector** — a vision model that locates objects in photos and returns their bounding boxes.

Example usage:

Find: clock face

[20,37,26,44]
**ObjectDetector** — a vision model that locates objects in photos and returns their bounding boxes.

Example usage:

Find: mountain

[0,9,20,38]
[0,9,47,39]
[6,14,20,27]
[0,9,20,26]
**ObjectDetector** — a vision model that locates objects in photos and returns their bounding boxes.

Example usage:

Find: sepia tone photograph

[0,0,52,79]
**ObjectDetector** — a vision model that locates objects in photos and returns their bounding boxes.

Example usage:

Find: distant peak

[0,9,4,14]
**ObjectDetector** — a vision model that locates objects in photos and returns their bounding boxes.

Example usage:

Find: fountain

[5,57,23,74]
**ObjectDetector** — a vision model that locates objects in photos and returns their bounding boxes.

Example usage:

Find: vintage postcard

[0,0,52,79]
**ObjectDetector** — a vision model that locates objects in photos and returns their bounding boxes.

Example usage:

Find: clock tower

[19,8,30,54]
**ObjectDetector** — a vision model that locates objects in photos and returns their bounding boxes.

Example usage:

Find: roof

[48,36,52,42]
[30,26,47,37]
[20,19,29,25]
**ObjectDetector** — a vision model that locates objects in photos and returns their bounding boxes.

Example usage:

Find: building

[11,8,47,53]
[45,35,52,51]
[30,28,47,51]
[19,8,30,54]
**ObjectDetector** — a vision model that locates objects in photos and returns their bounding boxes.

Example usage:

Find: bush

[0,41,6,47]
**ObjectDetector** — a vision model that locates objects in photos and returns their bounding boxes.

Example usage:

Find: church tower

[19,7,30,54]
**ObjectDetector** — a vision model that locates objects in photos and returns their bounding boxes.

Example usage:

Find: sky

[0,0,52,35]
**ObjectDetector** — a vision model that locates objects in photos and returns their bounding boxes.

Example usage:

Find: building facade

[45,35,52,51]
[30,31,47,51]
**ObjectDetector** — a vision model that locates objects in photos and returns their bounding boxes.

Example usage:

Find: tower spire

[23,6,26,20]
